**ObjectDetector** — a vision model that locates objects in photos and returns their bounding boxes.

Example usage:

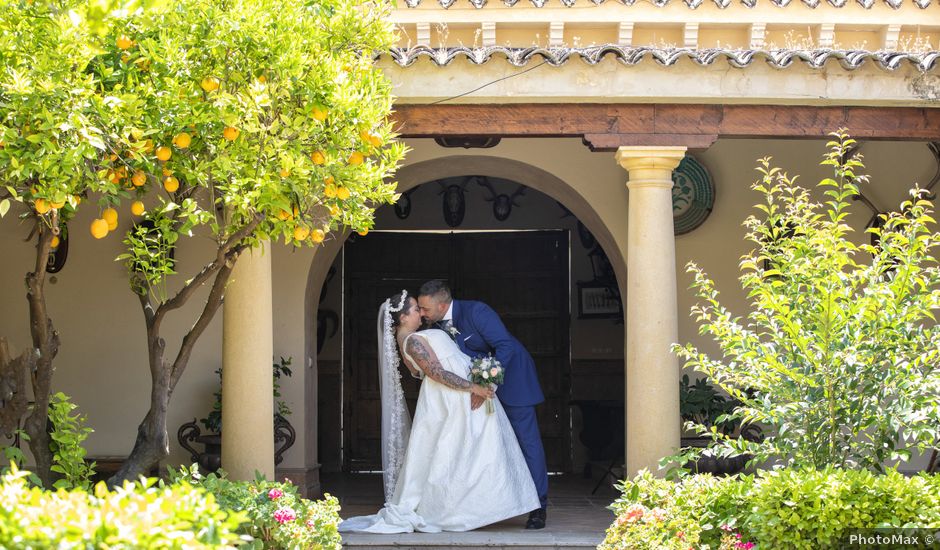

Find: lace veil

[376,291,413,502]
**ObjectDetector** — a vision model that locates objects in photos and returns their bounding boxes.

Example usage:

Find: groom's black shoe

[525,508,546,530]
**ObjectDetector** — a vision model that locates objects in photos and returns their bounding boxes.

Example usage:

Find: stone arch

[302,154,628,490]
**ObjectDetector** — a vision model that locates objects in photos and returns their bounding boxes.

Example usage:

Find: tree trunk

[109,374,171,484]
[108,229,252,485]
[22,225,59,487]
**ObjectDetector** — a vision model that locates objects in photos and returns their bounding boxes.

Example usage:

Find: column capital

[615,146,687,190]
[615,146,687,172]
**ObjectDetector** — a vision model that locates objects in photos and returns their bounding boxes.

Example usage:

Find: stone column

[615,147,686,477]
[222,243,275,480]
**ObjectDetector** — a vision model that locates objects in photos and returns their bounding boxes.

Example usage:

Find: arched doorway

[304,155,629,493]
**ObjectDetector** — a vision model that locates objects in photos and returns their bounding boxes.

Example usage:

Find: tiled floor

[324,472,620,549]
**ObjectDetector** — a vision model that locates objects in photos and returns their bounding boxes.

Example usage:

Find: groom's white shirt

[442,301,454,323]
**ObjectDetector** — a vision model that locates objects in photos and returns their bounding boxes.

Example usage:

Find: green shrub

[0,464,245,549]
[745,468,940,548]
[670,132,940,474]
[173,466,342,550]
[48,392,95,490]
[601,468,940,550]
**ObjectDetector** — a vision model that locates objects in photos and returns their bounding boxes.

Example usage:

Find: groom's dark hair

[418,280,452,302]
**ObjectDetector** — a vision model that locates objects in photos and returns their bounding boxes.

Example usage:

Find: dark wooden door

[343,231,571,473]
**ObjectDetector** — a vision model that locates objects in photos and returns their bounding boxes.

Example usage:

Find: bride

[338,290,539,533]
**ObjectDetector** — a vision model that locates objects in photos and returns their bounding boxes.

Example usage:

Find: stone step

[342,531,601,550]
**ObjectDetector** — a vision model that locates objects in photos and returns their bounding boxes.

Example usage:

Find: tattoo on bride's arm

[405,338,471,391]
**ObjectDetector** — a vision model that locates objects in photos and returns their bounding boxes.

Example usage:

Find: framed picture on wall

[577,282,621,319]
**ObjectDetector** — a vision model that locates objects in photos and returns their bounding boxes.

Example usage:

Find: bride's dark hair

[387,291,414,328]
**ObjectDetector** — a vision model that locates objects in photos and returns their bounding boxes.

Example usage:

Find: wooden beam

[391,104,940,149]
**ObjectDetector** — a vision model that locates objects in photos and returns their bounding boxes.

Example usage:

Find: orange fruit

[162,167,173,177]
[116,35,134,50]
[358,228,369,236]
[72,195,81,206]
[155,146,171,161]
[369,135,383,147]
[132,170,147,187]
[173,132,192,148]
[201,76,220,92]
[324,175,334,185]
[336,187,350,200]
[222,127,240,141]
[257,74,267,83]
[131,201,145,216]
[50,235,60,248]
[163,176,180,193]
[328,205,340,217]
[34,199,51,215]
[312,107,327,122]
[323,183,337,198]
[50,200,65,209]
[293,226,310,241]
[359,130,372,143]
[348,151,364,165]
[90,218,109,239]
[142,139,154,153]
[310,229,325,243]
[102,207,118,230]
[311,150,325,165]
[279,168,290,178]
[276,209,291,221]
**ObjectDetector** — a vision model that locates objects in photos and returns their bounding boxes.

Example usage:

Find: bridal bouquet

[468,355,503,414]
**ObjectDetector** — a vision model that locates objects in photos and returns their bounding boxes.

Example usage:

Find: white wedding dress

[339,329,540,533]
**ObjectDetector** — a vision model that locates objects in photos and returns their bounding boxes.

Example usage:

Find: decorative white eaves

[385,45,940,71]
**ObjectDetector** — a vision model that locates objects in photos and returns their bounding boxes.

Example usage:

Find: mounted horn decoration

[394,188,416,220]
[476,177,526,221]
[438,180,468,228]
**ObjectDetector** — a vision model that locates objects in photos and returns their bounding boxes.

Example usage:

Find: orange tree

[94,0,405,482]
[0,1,131,486]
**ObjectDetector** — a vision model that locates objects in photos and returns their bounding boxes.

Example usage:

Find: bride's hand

[470,384,494,399]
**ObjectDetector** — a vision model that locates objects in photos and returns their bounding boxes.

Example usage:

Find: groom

[417,280,549,530]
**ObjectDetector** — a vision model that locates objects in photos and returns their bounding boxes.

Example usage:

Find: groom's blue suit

[450,299,549,509]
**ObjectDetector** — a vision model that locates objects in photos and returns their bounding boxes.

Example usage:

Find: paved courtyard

[324,472,619,549]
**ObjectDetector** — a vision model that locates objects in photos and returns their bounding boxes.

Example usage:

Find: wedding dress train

[338,329,539,533]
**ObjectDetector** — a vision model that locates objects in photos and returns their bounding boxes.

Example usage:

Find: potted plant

[178,357,296,472]
[679,374,761,475]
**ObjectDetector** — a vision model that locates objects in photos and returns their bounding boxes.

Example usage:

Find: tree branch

[154,214,263,324]
[168,248,240,390]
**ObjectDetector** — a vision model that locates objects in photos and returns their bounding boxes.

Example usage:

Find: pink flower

[623,504,645,523]
[490,367,499,377]
[306,519,316,529]
[736,543,755,550]
[720,524,733,532]
[268,488,284,500]
[676,531,685,540]
[273,507,297,524]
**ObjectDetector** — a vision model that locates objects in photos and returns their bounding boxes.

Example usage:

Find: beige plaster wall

[1,136,935,474]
